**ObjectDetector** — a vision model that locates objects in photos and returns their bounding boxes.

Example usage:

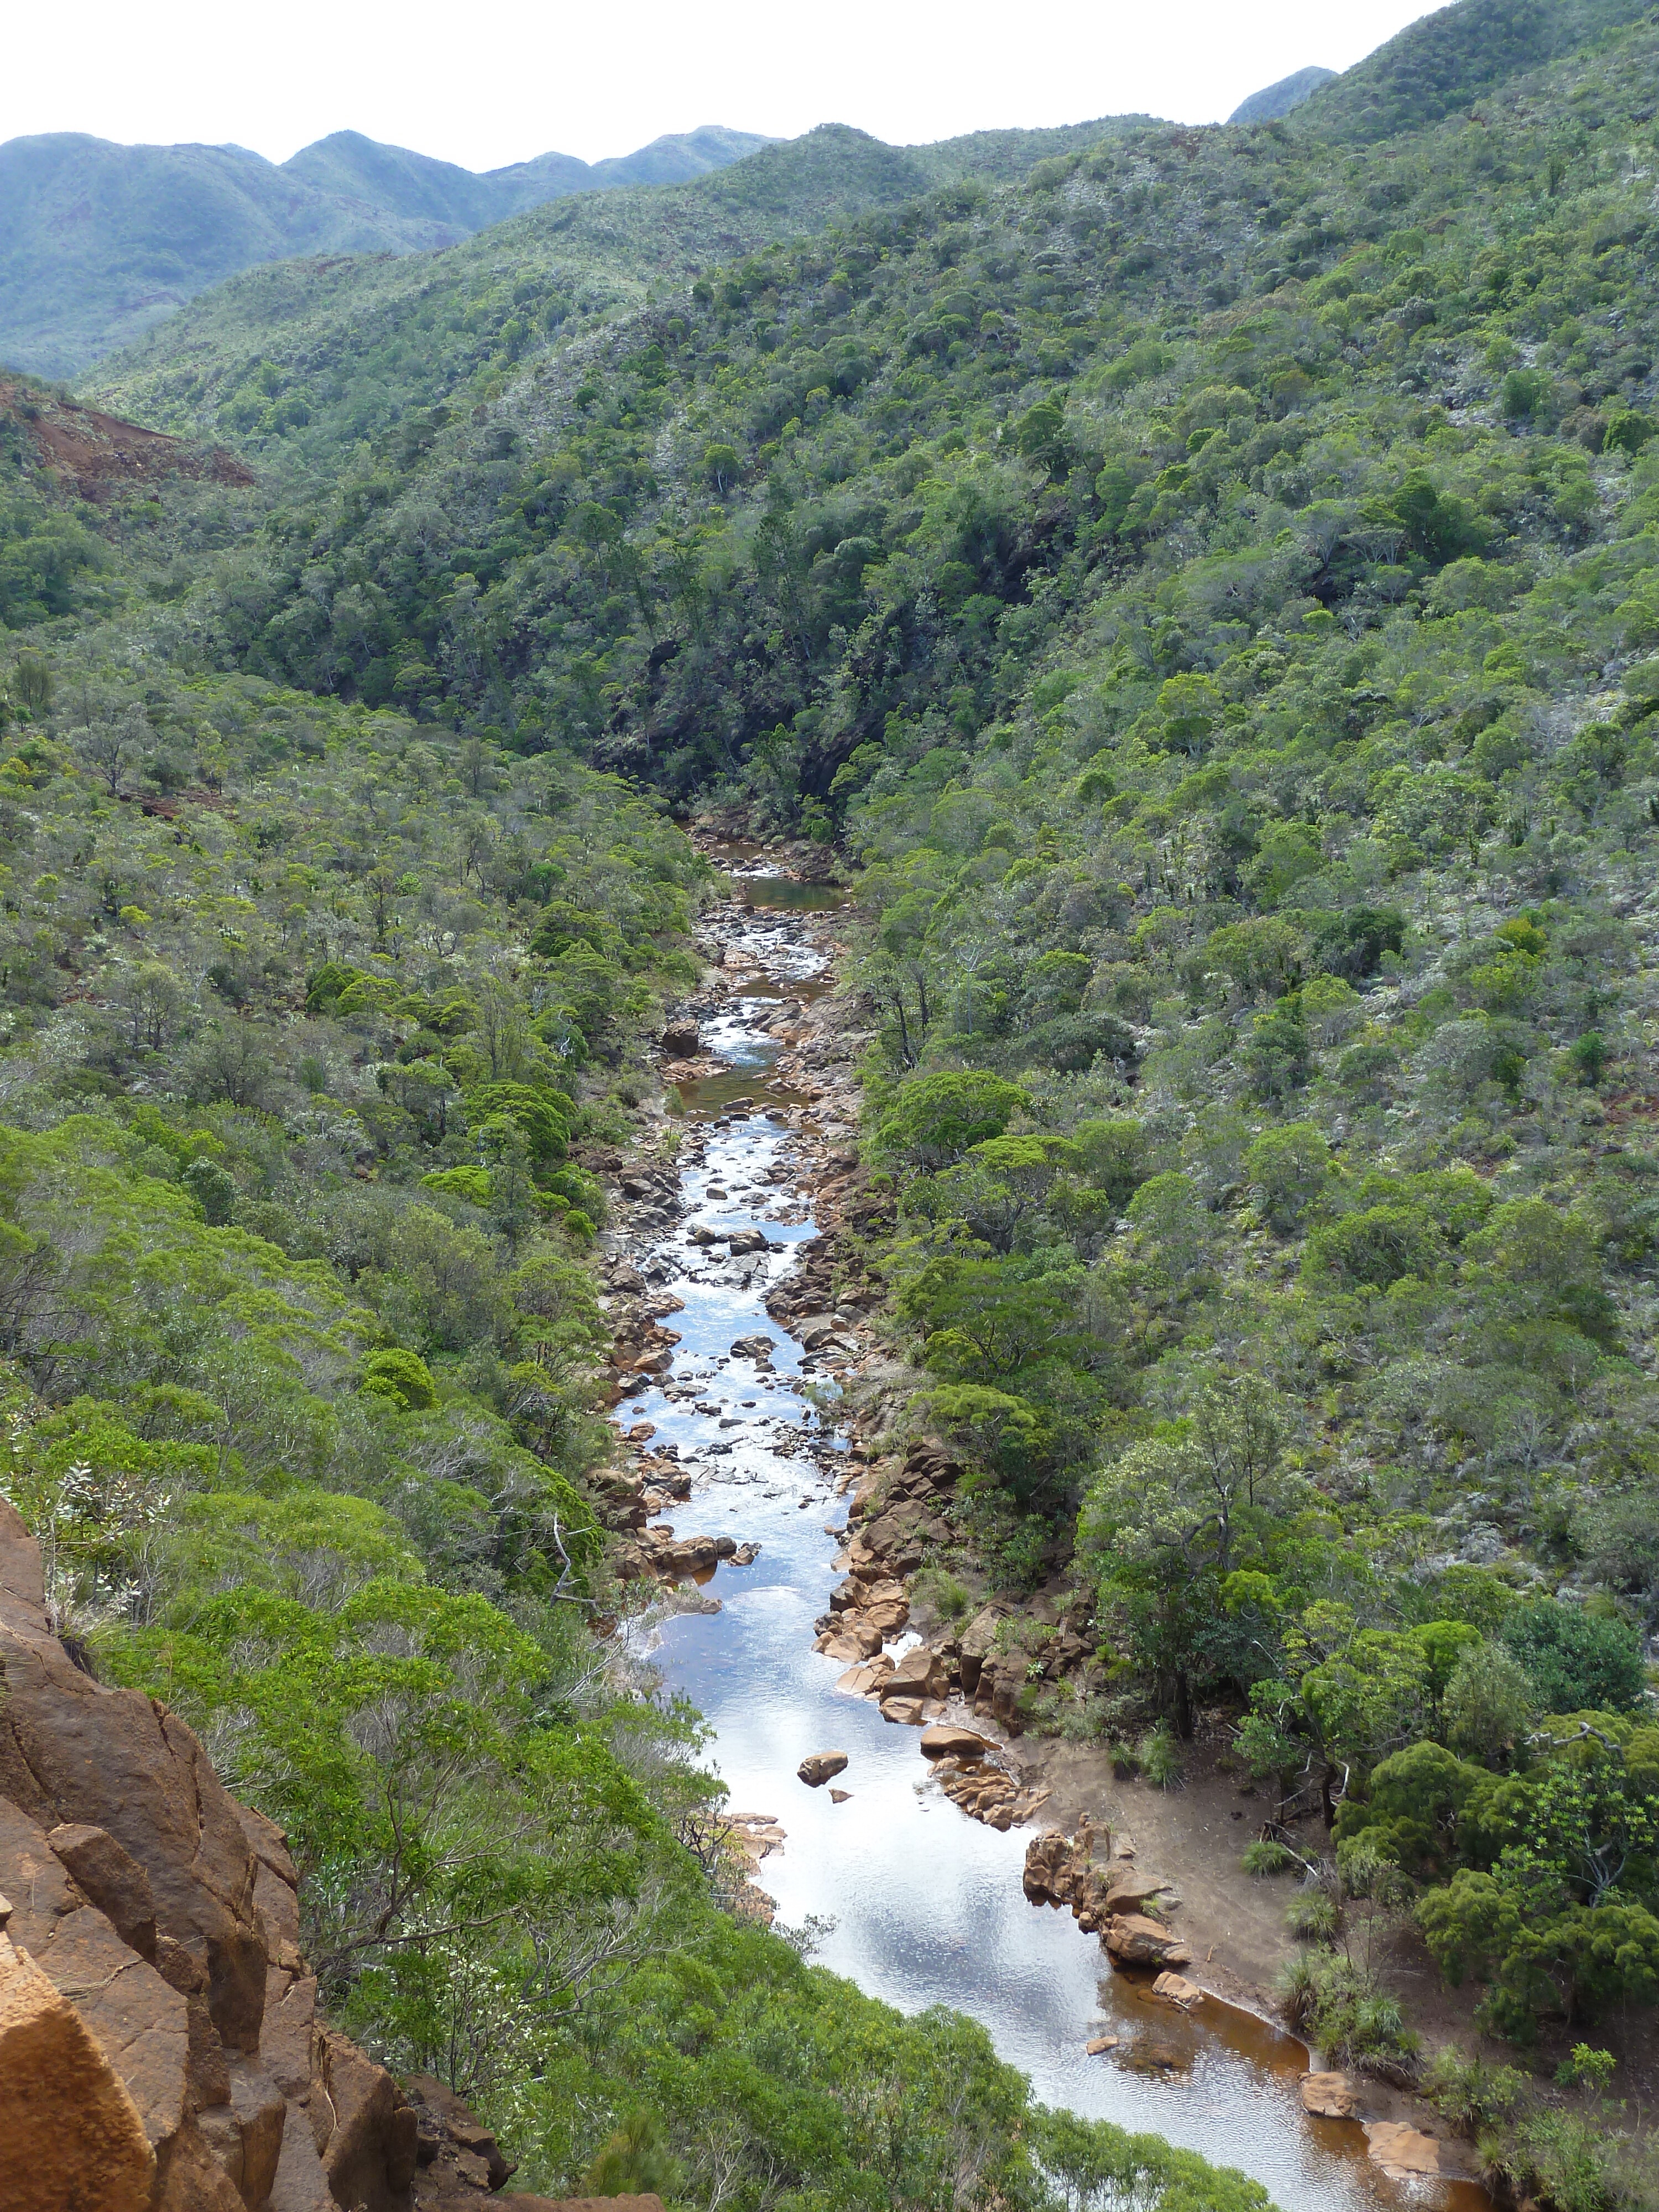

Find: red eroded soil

[0,378,254,500]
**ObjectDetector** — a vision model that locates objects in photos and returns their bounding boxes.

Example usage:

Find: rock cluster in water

[1022,1824,1192,1968]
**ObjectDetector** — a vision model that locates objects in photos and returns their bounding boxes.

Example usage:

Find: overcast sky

[2,0,1450,171]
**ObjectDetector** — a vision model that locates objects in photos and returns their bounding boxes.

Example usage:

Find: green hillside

[1298,0,1656,141]
[5,0,1659,2198]
[87,118,1154,468]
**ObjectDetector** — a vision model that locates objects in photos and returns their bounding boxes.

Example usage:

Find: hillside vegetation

[1,0,1658,2200]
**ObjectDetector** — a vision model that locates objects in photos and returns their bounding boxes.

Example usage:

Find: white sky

[1,0,1450,172]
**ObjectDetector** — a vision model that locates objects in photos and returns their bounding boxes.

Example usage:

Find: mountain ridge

[0,123,775,378]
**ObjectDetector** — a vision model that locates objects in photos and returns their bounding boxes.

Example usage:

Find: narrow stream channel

[614,858,1485,2212]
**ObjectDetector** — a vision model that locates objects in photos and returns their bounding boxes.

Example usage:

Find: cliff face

[0,1497,529,2212]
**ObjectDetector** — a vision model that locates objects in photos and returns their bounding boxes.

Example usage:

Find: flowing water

[614,862,1484,2212]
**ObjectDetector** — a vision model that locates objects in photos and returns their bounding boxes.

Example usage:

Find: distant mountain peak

[1228,66,1338,125]
[0,124,775,379]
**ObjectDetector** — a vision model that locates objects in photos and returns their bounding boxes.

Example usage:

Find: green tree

[1502,1604,1647,1716]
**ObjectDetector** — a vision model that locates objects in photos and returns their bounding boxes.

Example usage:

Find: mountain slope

[1299,0,1655,140]
[86,118,1156,463]
[0,123,773,378]
[1228,66,1337,123]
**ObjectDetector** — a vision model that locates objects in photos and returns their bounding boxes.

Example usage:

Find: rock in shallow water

[1151,1970,1202,2009]
[797,1752,849,1788]
[1300,2071,1356,2119]
[1102,1914,1192,1967]
[919,1724,997,1762]
[1364,2122,1448,2178]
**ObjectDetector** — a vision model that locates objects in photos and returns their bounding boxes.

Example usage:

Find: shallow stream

[614,862,1483,2212]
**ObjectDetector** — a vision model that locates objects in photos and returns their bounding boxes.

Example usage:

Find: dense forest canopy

[3,0,1659,2201]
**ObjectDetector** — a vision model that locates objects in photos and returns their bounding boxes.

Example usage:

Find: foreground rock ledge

[0,1495,556,2211]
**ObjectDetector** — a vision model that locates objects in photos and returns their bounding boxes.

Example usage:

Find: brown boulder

[407,2072,517,2189]
[660,1024,701,1057]
[1301,2071,1356,2119]
[815,1622,883,1662]
[0,1924,155,2212]
[312,2025,419,2212]
[862,1599,910,1636]
[1151,1971,1202,2010]
[879,1696,936,1726]
[196,2058,288,2206]
[0,1795,192,2154]
[1100,1867,1175,1916]
[47,1822,158,1962]
[268,2106,336,2210]
[0,1500,267,2054]
[1102,1914,1191,1967]
[919,1724,997,1762]
[797,1752,849,1788]
[1364,2123,1447,2179]
[877,1648,948,1702]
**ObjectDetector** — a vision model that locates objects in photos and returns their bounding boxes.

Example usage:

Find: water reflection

[627,890,1483,2212]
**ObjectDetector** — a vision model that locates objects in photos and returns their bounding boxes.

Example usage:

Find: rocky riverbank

[581,846,1490,2211]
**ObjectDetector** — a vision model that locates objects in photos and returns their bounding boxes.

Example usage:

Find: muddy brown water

[623,859,1486,2212]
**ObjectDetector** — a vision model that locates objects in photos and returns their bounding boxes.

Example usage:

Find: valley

[3,0,1659,2204]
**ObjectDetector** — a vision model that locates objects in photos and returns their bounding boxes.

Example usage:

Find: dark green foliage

[1501,1604,1648,1716]
[1298,0,1655,143]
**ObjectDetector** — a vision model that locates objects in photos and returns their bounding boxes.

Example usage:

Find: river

[612,856,1485,2212]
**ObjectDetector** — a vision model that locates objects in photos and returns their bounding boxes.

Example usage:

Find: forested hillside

[3,0,1659,2201]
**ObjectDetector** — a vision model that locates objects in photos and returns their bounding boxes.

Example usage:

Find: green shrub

[361,1347,439,1412]
[1241,1837,1296,1876]
[913,1566,971,1622]
[1502,1603,1647,1715]
[1286,1892,1339,1942]
[1139,1724,1183,1790]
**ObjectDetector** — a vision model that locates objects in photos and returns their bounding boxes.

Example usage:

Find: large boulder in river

[797,1752,849,1788]
[877,1648,949,1703]
[1364,2123,1450,2179]
[816,1621,883,1661]
[862,1598,910,1637]
[920,1724,997,1762]
[660,1024,701,1057]
[879,1697,938,1726]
